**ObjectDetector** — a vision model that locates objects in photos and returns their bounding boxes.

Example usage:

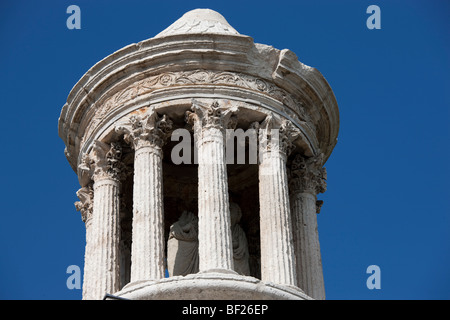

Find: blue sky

[0,0,448,300]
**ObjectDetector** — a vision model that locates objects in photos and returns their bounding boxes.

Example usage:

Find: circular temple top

[155,9,240,38]
[58,9,339,175]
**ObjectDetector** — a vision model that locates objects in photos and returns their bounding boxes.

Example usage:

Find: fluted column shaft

[255,114,300,287]
[74,185,94,300]
[130,145,165,281]
[88,178,121,299]
[82,213,94,299]
[115,107,172,282]
[187,100,237,273]
[289,153,327,300]
[259,150,297,286]
[290,192,324,300]
[197,127,234,272]
[77,141,124,300]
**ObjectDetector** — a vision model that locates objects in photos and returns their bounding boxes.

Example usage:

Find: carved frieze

[98,70,309,119]
[82,70,315,147]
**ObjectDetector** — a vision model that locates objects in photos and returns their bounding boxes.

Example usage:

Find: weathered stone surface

[155,9,240,38]
[290,192,325,300]
[80,141,123,300]
[115,272,311,300]
[74,185,94,299]
[289,153,327,300]
[256,114,299,287]
[115,108,173,282]
[187,100,236,273]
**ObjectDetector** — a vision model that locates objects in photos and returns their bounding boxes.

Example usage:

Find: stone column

[288,153,327,300]
[186,100,237,273]
[116,107,173,282]
[74,184,94,300]
[255,114,299,287]
[77,141,123,300]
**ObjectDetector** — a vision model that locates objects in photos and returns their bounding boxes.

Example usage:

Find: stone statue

[167,211,199,276]
[167,204,250,277]
[230,202,250,276]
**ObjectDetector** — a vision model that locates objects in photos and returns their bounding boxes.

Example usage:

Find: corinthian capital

[91,141,124,182]
[74,185,94,224]
[254,113,300,157]
[288,153,327,195]
[115,107,173,150]
[186,100,238,134]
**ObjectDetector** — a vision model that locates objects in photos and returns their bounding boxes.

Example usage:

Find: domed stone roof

[154,9,240,38]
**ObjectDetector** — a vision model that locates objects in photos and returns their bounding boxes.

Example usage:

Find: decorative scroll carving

[288,153,327,195]
[115,107,173,150]
[99,70,308,119]
[83,70,315,146]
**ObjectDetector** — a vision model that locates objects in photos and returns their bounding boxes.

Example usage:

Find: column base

[114,273,312,300]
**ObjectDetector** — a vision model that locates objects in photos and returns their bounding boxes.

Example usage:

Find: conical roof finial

[155,9,240,38]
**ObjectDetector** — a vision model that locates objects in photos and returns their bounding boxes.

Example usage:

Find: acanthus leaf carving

[90,141,124,182]
[288,153,327,195]
[115,106,173,150]
[186,99,238,137]
[78,152,94,187]
[255,113,300,157]
[75,185,94,224]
